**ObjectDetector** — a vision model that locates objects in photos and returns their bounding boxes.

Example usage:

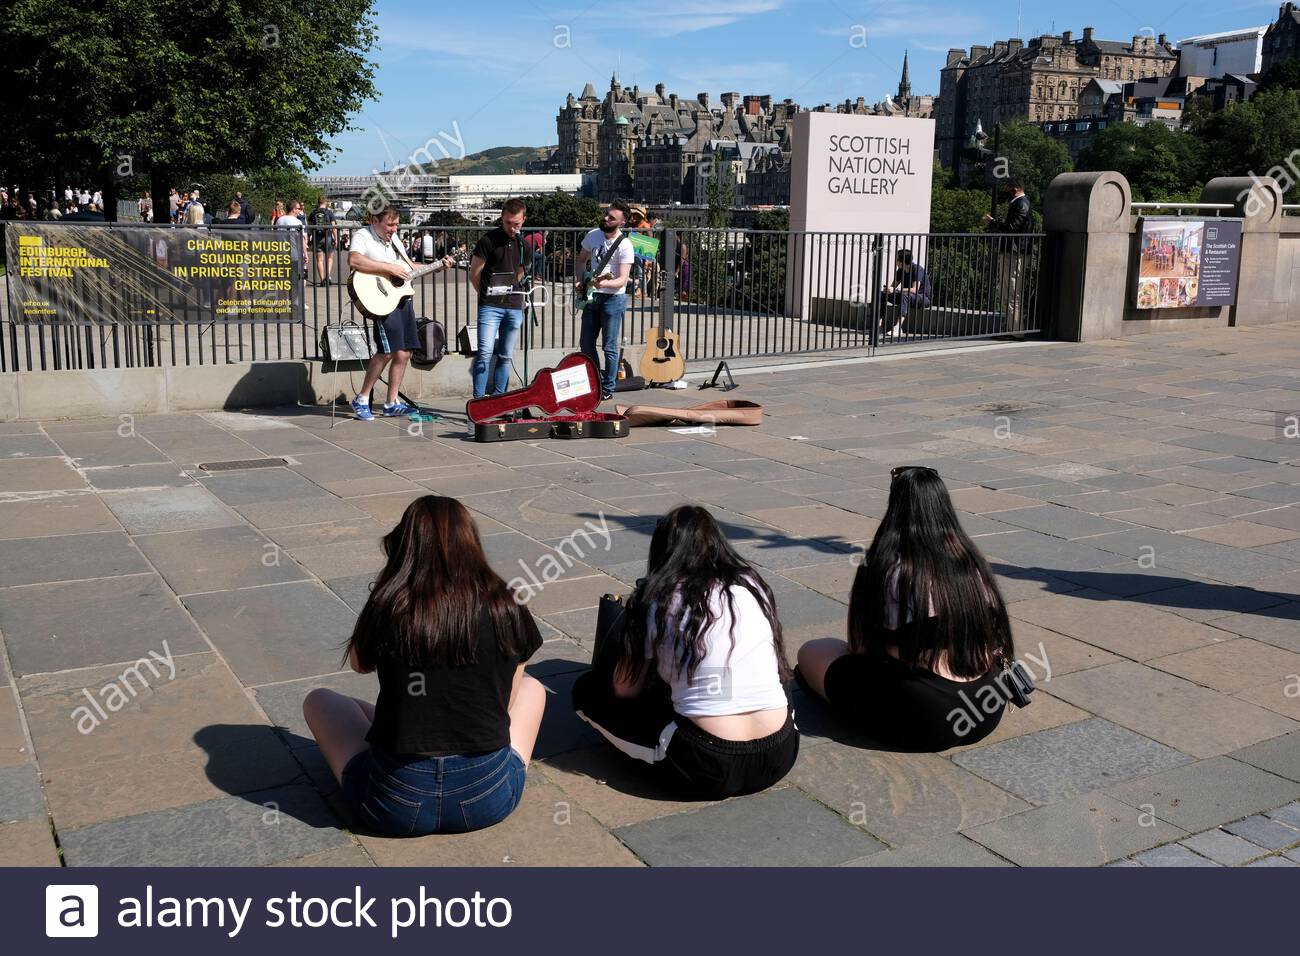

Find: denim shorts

[341,745,526,836]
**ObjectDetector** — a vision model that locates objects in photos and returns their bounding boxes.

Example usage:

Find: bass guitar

[348,257,468,319]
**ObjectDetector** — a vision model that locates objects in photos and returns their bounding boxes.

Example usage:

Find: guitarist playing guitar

[574,200,635,401]
[346,202,455,421]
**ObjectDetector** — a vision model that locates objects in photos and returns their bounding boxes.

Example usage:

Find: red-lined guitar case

[466,352,628,443]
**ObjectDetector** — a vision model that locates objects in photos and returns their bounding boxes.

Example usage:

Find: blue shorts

[372,300,419,354]
[341,745,526,836]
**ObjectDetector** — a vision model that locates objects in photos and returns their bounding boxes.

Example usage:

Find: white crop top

[645,583,788,717]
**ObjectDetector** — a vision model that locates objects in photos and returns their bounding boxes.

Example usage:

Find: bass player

[348,203,454,420]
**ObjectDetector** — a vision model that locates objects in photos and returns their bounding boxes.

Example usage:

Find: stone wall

[1043,172,1297,341]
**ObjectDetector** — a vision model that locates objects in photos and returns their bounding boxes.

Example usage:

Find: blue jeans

[471,305,524,397]
[342,745,526,836]
[580,293,626,393]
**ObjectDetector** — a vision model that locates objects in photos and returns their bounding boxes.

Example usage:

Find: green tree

[519,191,603,227]
[1196,89,1300,200]
[929,165,990,232]
[199,168,317,223]
[2,0,377,219]
[1256,59,1300,94]
[1076,122,1203,202]
[992,118,1073,210]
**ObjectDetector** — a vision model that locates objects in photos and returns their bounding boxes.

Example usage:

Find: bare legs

[796,637,850,701]
[357,349,411,405]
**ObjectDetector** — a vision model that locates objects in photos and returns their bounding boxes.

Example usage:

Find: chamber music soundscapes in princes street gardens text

[825,134,916,195]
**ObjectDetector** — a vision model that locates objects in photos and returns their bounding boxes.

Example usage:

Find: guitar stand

[699,361,738,392]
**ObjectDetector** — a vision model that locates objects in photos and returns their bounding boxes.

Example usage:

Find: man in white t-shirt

[346,204,454,420]
[574,200,635,400]
[275,199,308,265]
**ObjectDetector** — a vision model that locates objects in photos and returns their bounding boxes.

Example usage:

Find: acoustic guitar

[348,257,467,319]
[639,312,685,384]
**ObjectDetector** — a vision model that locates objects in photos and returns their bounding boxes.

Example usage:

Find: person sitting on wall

[878,249,932,338]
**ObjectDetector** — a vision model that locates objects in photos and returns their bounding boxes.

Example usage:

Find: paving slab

[135,525,311,595]
[83,463,197,491]
[1232,731,1300,783]
[100,486,242,534]
[1132,843,1220,867]
[359,776,642,867]
[198,468,332,506]
[0,820,60,866]
[0,494,118,539]
[1049,661,1298,758]
[789,745,1028,847]
[1148,639,1300,695]
[963,792,1187,867]
[0,764,46,822]
[0,689,28,769]
[844,832,1013,867]
[0,573,208,676]
[0,531,149,588]
[182,582,357,685]
[58,784,350,866]
[1010,592,1230,661]
[952,718,1191,804]
[1106,756,1300,832]
[614,787,884,866]
[1181,827,1270,865]
[1222,814,1300,851]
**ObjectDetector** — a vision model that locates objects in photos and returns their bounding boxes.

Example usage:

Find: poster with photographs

[1134,218,1242,310]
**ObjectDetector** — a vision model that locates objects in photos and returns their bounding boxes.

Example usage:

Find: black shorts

[571,669,798,800]
[372,299,419,354]
[823,653,1006,751]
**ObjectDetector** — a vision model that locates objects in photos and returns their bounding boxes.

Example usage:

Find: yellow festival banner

[5,223,305,325]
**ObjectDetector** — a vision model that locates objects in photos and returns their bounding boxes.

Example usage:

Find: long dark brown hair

[346,495,531,669]
[623,505,790,683]
[849,467,1012,678]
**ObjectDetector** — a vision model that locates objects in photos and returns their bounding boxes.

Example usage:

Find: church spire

[898,50,911,100]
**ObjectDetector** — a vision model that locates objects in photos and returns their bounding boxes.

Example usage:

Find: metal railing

[1131,202,1235,216]
[1,221,1042,374]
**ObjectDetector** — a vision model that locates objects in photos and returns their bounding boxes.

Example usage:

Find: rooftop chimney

[1061,30,1072,43]
[1008,38,1023,53]
[1083,26,1094,42]
[946,48,966,66]
[655,82,665,99]
[697,92,709,107]
[971,44,990,59]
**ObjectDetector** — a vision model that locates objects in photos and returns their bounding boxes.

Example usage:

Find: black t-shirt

[365,606,543,756]
[472,227,525,308]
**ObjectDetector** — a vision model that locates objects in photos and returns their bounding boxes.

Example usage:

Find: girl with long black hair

[798,466,1015,750]
[572,505,798,798]
[303,496,546,836]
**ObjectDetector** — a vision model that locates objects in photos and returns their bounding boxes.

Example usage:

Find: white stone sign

[787,112,934,323]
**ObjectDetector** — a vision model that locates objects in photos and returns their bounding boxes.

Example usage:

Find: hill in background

[412,146,554,176]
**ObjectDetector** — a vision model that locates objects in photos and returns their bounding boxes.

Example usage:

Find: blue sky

[319,0,1279,173]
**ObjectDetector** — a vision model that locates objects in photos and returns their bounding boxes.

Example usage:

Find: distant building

[938,27,1177,167]
[1177,26,1266,77]
[1263,3,1300,73]
[557,56,928,205]
[1041,74,1205,159]
[1193,73,1258,110]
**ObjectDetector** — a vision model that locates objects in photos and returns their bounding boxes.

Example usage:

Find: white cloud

[567,0,785,38]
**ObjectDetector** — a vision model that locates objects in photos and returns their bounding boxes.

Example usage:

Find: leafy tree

[1196,88,1300,201]
[1076,122,1203,202]
[1256,59,1300,94]
[518,191,603,227]
[929,165,990,233]
[2,0,377,219]
[991,118,1072,210]
[199,169,318,223]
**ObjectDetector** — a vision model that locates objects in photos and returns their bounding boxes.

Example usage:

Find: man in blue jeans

[468,198,528,397]
[575,200,635,400]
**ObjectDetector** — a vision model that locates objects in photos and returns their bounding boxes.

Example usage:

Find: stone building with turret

[937,27,1178,167]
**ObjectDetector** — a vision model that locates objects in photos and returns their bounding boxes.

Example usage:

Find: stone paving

[3,323,1300,867]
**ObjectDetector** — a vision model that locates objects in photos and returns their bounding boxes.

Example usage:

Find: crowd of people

[303,466,1021,837]
[1,184,111,221]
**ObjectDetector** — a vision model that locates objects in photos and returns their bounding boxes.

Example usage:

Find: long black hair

[849,467,1012,678]
[623,505,790,683]
[346,495,532,669]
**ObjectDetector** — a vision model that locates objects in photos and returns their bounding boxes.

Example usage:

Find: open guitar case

[466,353,629,443]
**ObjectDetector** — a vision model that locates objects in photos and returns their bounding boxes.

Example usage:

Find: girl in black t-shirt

[797,467,1016,751]
[303,496,546,836]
